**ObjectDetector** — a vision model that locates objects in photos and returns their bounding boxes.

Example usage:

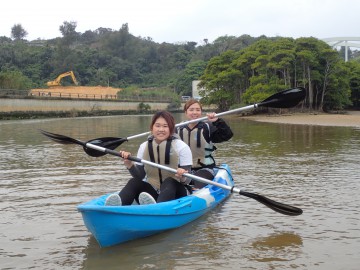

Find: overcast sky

[1,0,359,44]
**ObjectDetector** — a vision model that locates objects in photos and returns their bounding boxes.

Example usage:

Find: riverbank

[0,97,172,120]
[0,110,161,120]
[242,111,360,128]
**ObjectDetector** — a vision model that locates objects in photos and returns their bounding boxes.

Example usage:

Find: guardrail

[0,89,30,97]
[30,91,118,100]
[1,89,174,102]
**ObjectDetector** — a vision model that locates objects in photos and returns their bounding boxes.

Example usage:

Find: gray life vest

[142,136,180,191]
[177,122,216,169]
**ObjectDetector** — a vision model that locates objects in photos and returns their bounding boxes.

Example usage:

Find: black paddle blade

[84,137,127,157]
[259,87,306,109]
[40,129,85,146]
[240,190,303,216]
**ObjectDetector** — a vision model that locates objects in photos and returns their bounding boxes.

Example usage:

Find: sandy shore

[242,111,360,128]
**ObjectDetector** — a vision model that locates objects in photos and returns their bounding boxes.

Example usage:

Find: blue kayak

[77,164,234,247]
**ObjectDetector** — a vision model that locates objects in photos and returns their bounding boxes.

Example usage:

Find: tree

[0,36,12,44]
[295,38,322,110]
[59,21,79,46]
[175,60,207,95]
[173,48,191,70]
[318,46,341,110]
[0,70,33,89]
[199,50,242,110]
[1,25,357,110]
[322,62,351,111]
[11,24,28,41]
[347,61,360,108]
[59,21,77,37]
[80,30,98,45]
[199,37,352,111]
[267,38,296,87]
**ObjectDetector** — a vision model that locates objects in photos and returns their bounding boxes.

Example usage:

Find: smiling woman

[102,110,193,206]
[176,98,234,188]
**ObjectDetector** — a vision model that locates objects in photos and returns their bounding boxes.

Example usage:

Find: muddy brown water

[1,114,359,270]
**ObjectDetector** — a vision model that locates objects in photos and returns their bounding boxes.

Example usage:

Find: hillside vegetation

[1,21,360,111]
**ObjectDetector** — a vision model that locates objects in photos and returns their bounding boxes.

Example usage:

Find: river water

[1,114,359,270]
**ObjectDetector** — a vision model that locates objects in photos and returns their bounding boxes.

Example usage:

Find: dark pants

[119,177,188,205]
[119,178,159,205]
[157,177,188,203]
[192,168,215,189]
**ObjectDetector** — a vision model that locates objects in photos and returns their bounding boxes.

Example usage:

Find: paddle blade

[40,129,85,146]
[259,87,306,109]
[240,190,303,216]
[84,137,127,157]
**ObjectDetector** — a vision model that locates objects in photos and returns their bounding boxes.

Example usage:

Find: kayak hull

[77,164,234,247]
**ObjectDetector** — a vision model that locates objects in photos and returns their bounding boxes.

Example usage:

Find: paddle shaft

[85,104,257,147]
[113,87,305,141]
[125,103,258,140]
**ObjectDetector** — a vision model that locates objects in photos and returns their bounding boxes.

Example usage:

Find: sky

[1,0,359,45]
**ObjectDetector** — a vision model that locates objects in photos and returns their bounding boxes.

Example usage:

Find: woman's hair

[184,99,202,112]
[150,110,176,135]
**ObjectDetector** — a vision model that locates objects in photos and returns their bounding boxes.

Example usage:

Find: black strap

[179,128,184,140]
[156,145,163,184]
[147,137,155,162]
[165,139,171,165]
[196,127,201,148]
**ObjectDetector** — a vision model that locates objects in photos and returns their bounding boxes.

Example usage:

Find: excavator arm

[47,71,79,87]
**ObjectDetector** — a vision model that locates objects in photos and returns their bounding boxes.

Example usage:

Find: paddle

[84,87,306,157]
[40,130,303,216]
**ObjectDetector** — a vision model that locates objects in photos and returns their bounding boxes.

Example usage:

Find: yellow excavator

[47,71,79,87]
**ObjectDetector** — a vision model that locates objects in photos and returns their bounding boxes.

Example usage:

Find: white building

[192,80,203,100]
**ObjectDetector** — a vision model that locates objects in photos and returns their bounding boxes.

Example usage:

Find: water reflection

[228,118,356,156]
[250,232,303,262]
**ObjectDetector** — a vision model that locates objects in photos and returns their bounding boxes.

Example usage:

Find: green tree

[267,38,296,87]
[11,24,28,41]
[59,21,79,46]
[173,48,191,70]
[317,45,342,110]
[295,38,321,110]
[138,102,151,112]
[199,50,242,111]
[175,60,207,95]
[322,62,351,111]
[347,61,360,108]
[0,70,33,89]
[0,24,357,110]
[199,37,352,111]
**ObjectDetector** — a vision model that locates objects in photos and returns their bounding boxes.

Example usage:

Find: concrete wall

[0,98,169,112]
